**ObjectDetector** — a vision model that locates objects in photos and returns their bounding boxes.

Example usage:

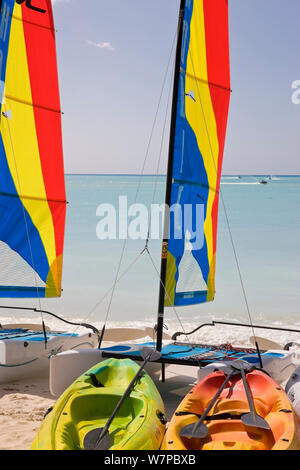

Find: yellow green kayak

[31,358,166,450]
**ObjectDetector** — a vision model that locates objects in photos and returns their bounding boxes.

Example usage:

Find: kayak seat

[202,419,275,450]
[211,397,269,418]
[56,391,144,449]
[185,371,276,420]
[85,372,104,388]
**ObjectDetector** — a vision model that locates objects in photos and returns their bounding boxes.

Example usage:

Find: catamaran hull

[0,327,98,384]
[49,345,163,397]
[49,339,297,397]
[198,350,296,385]
[286,365,300,419]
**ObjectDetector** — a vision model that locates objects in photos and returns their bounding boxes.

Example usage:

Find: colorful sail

[0,0,66,297]
[164,0,231,307]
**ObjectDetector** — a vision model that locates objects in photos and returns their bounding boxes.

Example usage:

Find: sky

[51,0,300,175]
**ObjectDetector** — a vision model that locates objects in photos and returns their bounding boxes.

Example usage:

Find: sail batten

[0,191,66,203]
[0,0,66,298]
[4,94,62,113]
[163,0,231,308]
[173,178,219,193]
[11,13,55,30]
[183,69,231,92]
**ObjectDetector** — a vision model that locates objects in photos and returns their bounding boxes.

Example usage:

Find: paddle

[83,347,162,450]
[179,367,239,439]
[231,360,270,430]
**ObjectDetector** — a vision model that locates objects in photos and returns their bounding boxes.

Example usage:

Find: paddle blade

[179,422,208,439]
[241,413,271,430]
[231,360,254,372]
[83,428,112,450]
[141,347,162,362]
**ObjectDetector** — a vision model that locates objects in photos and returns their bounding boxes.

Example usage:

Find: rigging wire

[56,24,181,351]
[188,43,262,365]
[98,37,178,345]
[59,16,193,352]
[140,28,195,346]
[129,7,201,355]
[145,248,191,345]
[3,104,47,345]
[58,252,148,351]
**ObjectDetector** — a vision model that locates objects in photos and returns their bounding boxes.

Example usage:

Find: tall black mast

[156,0,186,352]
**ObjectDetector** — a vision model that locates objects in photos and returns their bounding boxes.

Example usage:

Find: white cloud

[87,40,114,51]
[51,0,71,5]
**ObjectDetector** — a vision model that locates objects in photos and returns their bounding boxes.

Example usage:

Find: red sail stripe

[203,0,231,255]
[20,0,66,258]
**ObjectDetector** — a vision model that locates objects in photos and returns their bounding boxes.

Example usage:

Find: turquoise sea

[1,174,300,346]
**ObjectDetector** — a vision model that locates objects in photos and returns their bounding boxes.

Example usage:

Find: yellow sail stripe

[185,0,219,296]
[0,4,56,272]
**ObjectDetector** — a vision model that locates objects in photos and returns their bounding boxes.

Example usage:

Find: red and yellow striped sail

[165,0,231,307]
[0,0,66,297]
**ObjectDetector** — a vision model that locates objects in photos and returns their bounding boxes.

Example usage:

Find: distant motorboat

[259,179,268,184]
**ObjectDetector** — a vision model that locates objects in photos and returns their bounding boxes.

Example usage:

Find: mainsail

[156,0,231,349]
[0,0,66,298]
[163,0,231,306]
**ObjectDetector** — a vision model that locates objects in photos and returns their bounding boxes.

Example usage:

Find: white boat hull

[197,349,296,385]
[50,348,104,396]
[286,366,300,418]
[50,344,163,397]
[0,326,98,384]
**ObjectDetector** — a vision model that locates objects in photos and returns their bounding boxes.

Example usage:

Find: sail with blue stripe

[164,0,231,307]
[0,0,66,298]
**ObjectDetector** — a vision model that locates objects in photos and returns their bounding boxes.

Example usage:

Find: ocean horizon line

[64,173,300,177]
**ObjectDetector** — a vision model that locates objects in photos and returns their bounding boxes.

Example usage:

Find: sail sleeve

[0,0,66,298]
[165,0,231,307]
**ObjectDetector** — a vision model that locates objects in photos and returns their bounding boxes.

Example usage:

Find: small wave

[1,315,300,350]
[222,177,240,180]
[221,182,260,185]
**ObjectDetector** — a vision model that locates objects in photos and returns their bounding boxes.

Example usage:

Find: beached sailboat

[94,0,299,375]
[50,0,300,396]
[0,0,98,383]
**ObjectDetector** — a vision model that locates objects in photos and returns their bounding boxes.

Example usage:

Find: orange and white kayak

[162,368,300,450]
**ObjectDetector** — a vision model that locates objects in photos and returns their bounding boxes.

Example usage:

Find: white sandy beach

[0,376,56,450]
